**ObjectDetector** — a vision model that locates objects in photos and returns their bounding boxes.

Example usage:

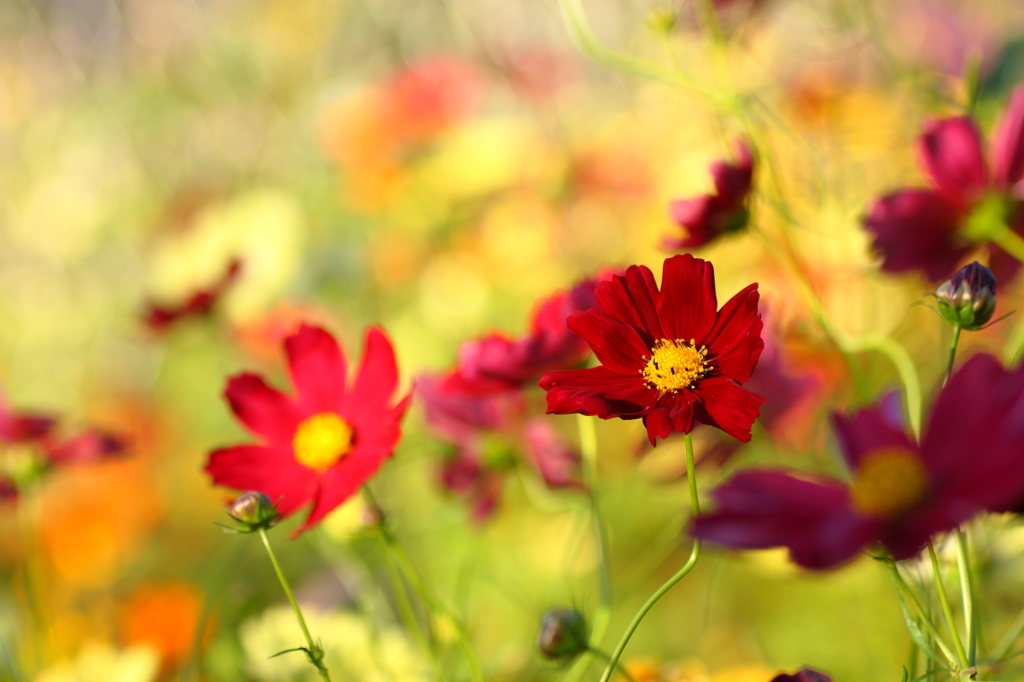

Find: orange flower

[121,582,210,672]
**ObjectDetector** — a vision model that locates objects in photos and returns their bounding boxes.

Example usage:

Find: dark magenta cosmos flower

[771,669,833,682]
[540,254,764,445]
[443,273,616,396]
[864,86,1024,283]
[666,141,753,250]
[693,353,1024,569]
[205,324,410,535]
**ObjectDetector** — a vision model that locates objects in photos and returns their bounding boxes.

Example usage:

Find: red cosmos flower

[540,254,765,446]
[443,272,616,396]
[666,141,753,250]
[864,86,1024,283]
[771,669,833,682]
[145,259,242,332]
[693,353,1024,569]
[205,324,410,535]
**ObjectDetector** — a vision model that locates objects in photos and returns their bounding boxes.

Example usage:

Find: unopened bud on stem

[537,608,589,661]
[228,491,280,532]
[933,261,998,331]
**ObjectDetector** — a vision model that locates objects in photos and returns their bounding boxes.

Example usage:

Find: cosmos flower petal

[831,396,917,471]
[285,324,348,415]
[566,310,649,373]
[643,391,697,445]
[348,327,402,418]
[703,283,763,383]
[918,116,989,204]
[205,444,317,517]
[691,377,765,443]
[594,266,664,340]
[224,373,304,445]
[863,188,970,282]
[658,254,717,343]
[993,85,1024,190]
[541,366,652,419]
[46,430,129,465]
[693,470,879,570]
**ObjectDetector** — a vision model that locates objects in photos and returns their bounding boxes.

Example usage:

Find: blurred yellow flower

[33,642,159,682]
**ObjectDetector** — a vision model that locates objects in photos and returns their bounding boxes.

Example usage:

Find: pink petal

[993,85,1024,190]
[918,116,988,205]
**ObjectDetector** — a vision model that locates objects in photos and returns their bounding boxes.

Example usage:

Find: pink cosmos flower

[864,86,1024,282]
[666,141,753,250]
[694,353,1024,569]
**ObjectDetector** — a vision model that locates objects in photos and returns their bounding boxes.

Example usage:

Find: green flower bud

[228,491,280,531]
[933,262,997,331]
[537,608,589,661]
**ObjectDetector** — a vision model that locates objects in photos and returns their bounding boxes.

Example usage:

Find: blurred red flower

[693,353,1024,569]
[864,86,1024,282]
[541,254,765,445]
[443,272,617,396]
[771,669,833,682]
[144,259,242,332]
[667,141,753,250]
[205,325,410,535]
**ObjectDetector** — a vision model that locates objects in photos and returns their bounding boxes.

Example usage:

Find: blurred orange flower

[121,582,209,672]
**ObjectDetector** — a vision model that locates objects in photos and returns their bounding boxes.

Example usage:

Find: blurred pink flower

[666,141,753,250]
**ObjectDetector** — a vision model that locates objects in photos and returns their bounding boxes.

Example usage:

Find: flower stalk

[597,432,702,682]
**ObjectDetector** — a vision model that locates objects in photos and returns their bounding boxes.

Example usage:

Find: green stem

[587,647,639,682]
[994,605,1024,661]
[578,414,612,639]
[557,0,729,105]
[374,531,434,664]
[597,432,702,682]
[363,488,484,682]
[257,529,331,682]
[944,326,962,387]
[927,541,969,670]
[992,228,1024,266]
[886,561,958,666]
[953,529,976,669]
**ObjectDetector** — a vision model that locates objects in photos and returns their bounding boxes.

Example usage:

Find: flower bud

[537,608,588,661]
[933,261,997,331]
[228,491,280,531]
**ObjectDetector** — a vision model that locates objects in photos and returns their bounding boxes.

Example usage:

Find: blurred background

[4,0,1024,680]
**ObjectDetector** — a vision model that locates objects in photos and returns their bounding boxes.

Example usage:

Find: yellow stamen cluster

[850,447,928,519]
[293,412,354,471]
[641,338,711,394]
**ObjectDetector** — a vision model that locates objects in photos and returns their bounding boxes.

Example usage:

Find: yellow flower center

[641,338,710,393]
[850,447,929,519]
[293,413,353,471]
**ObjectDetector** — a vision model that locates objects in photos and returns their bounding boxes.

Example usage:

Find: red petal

[703,283,763,383]
[993,85,1024,190]
[285,325,348,415]
[541,366,654,419]
[347,327,401,421]
[594,266,664,341]
[224,374,303,445]
[643,391,697,445]
[918,116,989,205]
[863,188,970,282]
[565,310,648,373]
[692,377,765,442]
[831,396,917,472]
[205,444,317,517]
[692,470,878,570]
[658,254,717,343]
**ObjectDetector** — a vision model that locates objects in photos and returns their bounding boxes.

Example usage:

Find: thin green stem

[992,229,1024,266]
[953,529,975,669]
[597,432,701,682]
[927,541,969,670]
[362,488,484,682]
[577,414,612,639]
[887,561,958,666]
[257,529,331,682]
[944,326,962,387]
[587,647,639,682]
[994,605,1024,661]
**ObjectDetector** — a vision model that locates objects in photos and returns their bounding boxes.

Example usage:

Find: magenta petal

[863,188,971,282]
[46,430,129,465]
[831,397,917,472]
[993,85,1024,190]
[523,418,583,489]
[693,470,879,570]
[285,325,348,415]
[918,116,989,204]
[224,374,303,445]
